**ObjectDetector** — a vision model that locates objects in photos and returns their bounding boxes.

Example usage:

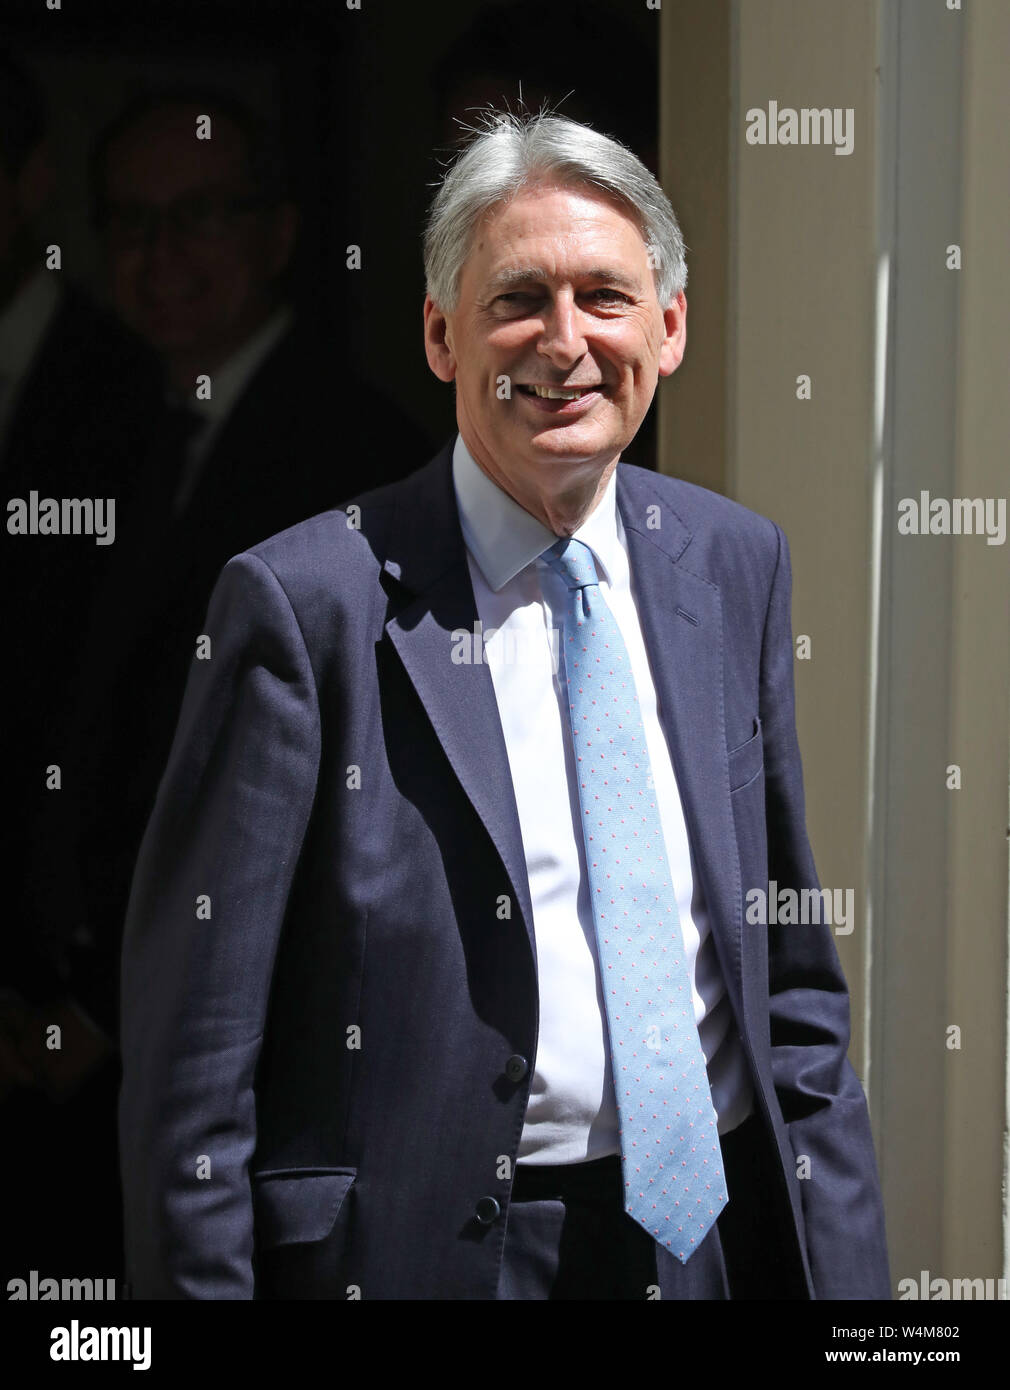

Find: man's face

[100,105,293,357]
[424,181,685,498]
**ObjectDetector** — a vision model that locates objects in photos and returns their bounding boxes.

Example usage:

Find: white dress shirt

[451,432,754,1165]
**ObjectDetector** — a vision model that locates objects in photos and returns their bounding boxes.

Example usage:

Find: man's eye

[494,288,627,307]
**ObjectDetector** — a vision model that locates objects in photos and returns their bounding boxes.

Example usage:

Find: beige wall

[727,1,880,1089]
[944,0,1010,1282]
[661,0,1010,1292]
[657,3,730,495]
[662,0,879,1070]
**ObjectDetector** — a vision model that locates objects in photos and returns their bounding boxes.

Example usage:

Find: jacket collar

[380,434,693,594]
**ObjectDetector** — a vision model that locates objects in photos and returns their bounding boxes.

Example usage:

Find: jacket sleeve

[759,521,891,1300]
[118,551,320,1298]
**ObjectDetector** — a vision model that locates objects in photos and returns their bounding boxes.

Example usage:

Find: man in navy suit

[119,110,891,1300]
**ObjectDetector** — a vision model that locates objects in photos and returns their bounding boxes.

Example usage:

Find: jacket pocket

[728,716,764,792]
[252,1167,357,1249]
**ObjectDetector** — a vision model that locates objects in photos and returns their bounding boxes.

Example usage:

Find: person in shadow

[73,85,434,1040]
[0,46,163,1280]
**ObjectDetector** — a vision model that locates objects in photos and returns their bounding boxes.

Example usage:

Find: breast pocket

[728,715,764,793]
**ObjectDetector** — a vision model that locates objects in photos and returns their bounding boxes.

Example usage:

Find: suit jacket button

[505,1054,528,1082]
[475,1196,501,1225]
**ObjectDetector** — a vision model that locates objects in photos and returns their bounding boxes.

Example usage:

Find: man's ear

[657,291,687,378]
[423,295,457,382]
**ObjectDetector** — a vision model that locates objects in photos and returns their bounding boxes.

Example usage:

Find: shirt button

[505,1054,528,1082]
[474,1196,501,1225]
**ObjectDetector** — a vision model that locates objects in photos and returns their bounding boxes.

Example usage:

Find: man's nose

[536,292,589,365]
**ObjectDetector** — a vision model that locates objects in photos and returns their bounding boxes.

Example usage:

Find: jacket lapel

[381,442,747,1024]
[382,440,538,965]
[615,467,749,1029]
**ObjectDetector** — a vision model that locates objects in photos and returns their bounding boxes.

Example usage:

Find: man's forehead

[465,188,649,281]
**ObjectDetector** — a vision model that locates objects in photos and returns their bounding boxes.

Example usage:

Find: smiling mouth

[516,383,605,400]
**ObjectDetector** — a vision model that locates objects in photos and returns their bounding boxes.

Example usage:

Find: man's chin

[515,421,619,467]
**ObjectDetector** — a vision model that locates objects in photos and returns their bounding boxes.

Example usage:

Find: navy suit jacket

[118,436,891,1300]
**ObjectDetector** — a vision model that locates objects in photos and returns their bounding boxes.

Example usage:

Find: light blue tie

[542,535,728,1262]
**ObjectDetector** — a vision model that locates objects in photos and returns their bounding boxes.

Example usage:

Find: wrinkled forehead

[462,179,652,289]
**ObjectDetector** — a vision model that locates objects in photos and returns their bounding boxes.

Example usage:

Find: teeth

[529,385,595,399]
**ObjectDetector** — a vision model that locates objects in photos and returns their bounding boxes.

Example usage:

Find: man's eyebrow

[484,266,643,295]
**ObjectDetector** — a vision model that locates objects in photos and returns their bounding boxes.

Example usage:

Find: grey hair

[423,108,687,312]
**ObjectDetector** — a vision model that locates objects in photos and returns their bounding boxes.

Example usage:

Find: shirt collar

[451,431,623,592]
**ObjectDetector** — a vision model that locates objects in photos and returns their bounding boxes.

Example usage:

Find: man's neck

[459,425,618,537]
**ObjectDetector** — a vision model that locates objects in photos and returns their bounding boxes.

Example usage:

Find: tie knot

[541,536,600,591]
